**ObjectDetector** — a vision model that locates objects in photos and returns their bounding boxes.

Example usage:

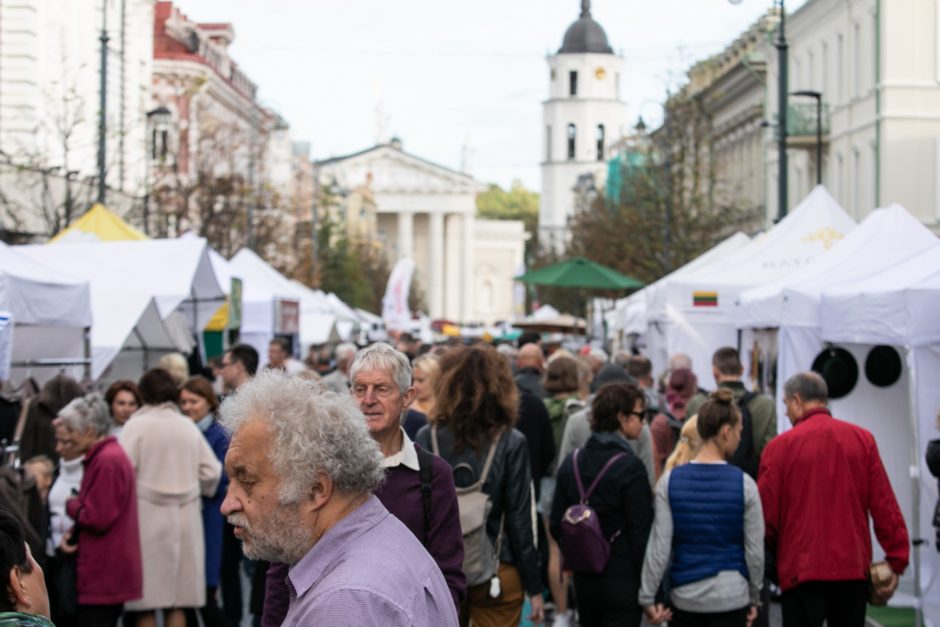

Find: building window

[596,124,605,161]
[569,71,578,96]
[546,125,552,161]
[152,128,169,160]
[567,124,576,160]
[854,22,862,97]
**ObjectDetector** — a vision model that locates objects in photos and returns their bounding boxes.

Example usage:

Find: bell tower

[539,0,626,249]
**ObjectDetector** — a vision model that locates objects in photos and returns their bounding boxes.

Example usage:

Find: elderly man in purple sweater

[223,369,457,627]
[262,344,465,625]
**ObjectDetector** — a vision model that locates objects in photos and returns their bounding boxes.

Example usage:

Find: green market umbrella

[515,257,645,290]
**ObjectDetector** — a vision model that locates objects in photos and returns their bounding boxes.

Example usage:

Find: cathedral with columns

[316,142,526,324]
[540,0,627,248]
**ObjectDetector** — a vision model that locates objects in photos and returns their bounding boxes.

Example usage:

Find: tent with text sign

[812,241,940,623]
[611,231,751,377]
[662,186,855,387]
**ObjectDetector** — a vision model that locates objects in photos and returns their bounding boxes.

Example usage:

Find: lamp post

[791,90,822,185]
[97,0,110,205]
[144,106,171,236]
[730,0,788,221]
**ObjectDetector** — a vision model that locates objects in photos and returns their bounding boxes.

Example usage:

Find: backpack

[559,448,626,574]
[729,391,759,479]
[430,425,504,587]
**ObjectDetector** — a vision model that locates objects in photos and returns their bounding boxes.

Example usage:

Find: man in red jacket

[758,372,909,626]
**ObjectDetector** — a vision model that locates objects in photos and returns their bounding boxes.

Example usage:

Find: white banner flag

[382,259,415,331]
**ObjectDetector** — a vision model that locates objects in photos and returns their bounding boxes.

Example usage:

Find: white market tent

[0,241,92,383]
[662,185,856,386]
[18,238,224,381]
[229,249,352,356]
[812,242,940,621]
[610,231,751,376]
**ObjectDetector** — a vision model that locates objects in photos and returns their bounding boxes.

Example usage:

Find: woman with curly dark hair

[416,345,544,626]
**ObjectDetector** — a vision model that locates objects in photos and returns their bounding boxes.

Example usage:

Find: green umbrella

[515,257,645,290]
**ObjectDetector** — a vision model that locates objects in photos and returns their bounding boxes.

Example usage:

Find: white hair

[58,392,110,437]
[334,342,358,362]
[348,342,412,394]
[219,369,384,503]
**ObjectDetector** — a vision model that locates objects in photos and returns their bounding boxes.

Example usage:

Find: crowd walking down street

[0,335,919,627]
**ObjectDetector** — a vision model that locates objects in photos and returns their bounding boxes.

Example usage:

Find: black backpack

[729,392,759,479]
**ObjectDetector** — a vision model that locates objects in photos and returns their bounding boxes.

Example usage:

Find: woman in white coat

[119,368,221,627]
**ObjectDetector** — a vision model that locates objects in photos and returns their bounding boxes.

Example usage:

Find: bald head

[516,343,545,372]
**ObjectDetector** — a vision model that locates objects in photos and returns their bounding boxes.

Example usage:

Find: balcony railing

[786,101,830,138]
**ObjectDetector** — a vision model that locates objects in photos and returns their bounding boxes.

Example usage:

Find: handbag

[51,548,78,618]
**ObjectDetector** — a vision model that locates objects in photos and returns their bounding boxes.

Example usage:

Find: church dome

[558,1,613,54]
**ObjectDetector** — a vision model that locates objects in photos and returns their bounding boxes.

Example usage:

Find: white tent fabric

[0,241,91,328]
[18,239,225,331]
[16,240,218,381]
[820,243,940,348]
[660,186,855,385]
[1,241,92,383]
[737,205,938,329]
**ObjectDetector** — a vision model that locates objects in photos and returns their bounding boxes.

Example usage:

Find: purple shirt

[282,495,458,627]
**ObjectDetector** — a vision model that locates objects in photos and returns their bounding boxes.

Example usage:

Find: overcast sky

[179,0,807,190]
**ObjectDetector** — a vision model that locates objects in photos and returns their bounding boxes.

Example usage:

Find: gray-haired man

[220,370,457,627]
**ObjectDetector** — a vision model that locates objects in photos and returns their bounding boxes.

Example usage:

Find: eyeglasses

[629,410,645,418]
[351,384,397,399]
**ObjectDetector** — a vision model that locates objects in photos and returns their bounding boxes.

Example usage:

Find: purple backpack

[559,449,626,574]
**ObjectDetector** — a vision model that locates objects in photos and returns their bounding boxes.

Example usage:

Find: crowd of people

[0,329,925,627]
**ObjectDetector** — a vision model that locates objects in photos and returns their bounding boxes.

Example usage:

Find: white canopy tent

[662,186,856,386]
[0,241,92,383]
[610,231,751,376]
[18,239,222,381]
[228,249,355,358]
[813,242,940,622]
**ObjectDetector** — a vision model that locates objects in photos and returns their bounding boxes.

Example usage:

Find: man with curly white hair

[219,370,457,627]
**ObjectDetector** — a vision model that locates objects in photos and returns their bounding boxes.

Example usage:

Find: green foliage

[313,211,387,311]
[476,180,539,231]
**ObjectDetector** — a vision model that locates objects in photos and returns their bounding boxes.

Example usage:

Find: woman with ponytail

[639,390,764,627]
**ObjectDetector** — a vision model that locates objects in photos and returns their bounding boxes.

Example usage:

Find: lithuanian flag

[693,291,718,307]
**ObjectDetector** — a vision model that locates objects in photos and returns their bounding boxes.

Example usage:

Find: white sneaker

[552,610,572,627]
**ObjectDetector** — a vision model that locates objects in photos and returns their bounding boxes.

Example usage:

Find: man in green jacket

[0,508,54,627]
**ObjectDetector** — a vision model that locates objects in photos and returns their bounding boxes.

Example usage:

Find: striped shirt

[282,495,458,626]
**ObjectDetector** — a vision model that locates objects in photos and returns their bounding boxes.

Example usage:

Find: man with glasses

[261,343,465,626]
[220,344,259,393]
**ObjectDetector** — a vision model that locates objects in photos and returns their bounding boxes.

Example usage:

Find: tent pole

[83,327,92,381]
[906,346,923,626]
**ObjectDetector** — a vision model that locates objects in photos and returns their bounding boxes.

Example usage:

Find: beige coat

[119,403,222,610]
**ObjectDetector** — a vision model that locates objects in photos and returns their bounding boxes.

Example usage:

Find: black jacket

[516,391,555,497]
[514,368,546,399]
[415,424,540,595]
[549,432,653,581]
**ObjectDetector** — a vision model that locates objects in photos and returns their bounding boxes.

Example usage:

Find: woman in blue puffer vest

[638,389,764,627]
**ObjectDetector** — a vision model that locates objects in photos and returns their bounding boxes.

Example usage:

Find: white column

[428,211,445,318]
[461,212,474,322]
[397,211,413,261]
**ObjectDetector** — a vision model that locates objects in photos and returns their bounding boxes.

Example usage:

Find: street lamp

[145,106,172,235]
[791,90,822,186]
[730,0,788,221]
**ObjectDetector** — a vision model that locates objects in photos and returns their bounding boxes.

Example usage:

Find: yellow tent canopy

[49,203,149,243]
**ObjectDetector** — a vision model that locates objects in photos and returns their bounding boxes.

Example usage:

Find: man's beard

[228,502,311,565]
